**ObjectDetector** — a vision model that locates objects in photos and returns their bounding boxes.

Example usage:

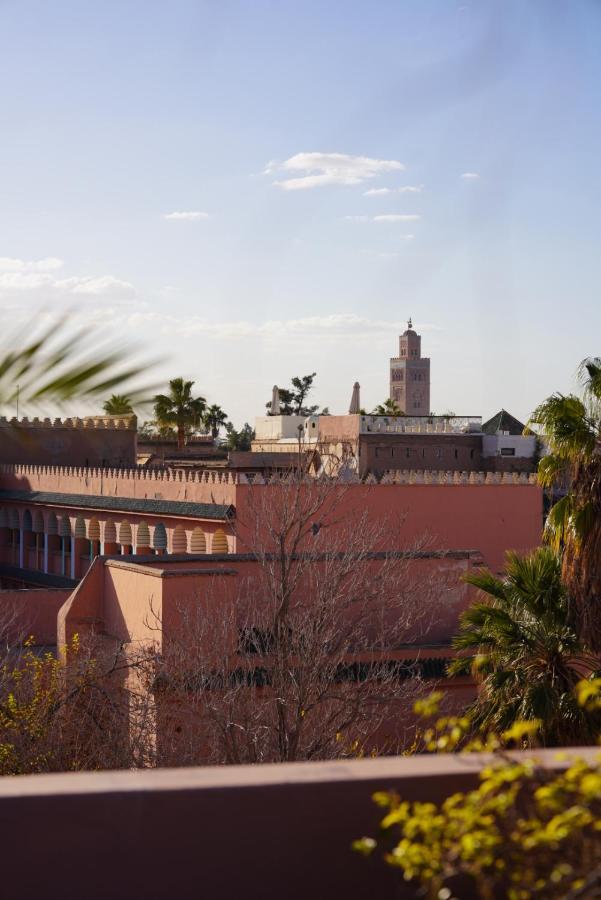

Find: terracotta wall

[0,424,136,467]
[0,589,71,644]
[0,749,592,900]
[1,464,237,506]
[235,482,542,573]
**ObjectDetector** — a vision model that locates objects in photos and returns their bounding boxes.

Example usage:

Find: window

[470,448,475,459]
[454,449,458,459]
[405,447,411,458]
[500,447,516,456]
[435,448,442,458]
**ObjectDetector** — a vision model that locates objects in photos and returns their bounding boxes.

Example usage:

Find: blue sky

[0,0,600,425]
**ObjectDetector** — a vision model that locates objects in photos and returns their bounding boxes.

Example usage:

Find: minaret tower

[389,317,431,414]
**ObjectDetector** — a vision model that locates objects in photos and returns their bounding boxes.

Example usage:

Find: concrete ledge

[0,751,594,900]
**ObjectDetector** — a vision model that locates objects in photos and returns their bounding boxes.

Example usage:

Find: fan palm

[372,398,404,417]
[204,404,228,440]
[102,394,134,415]
[0,315,151,410]
[153,378,206,449]
[450,547,599,746]
[529,357,601,650]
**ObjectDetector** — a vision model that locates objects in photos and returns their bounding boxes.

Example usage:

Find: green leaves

[451,548,600,745]
[0,315,154,410]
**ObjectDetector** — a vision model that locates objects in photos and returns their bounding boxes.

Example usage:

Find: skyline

[1,0,600,425]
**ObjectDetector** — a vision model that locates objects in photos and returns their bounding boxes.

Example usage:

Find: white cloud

[125,311,440,342]
[267,152,405,191]
[363,188,391,197]
[460,172,480,180]
[373,214,421,223]
[364,185,423,197]
[397,185,423,193]
[0,256,64,272]
[164,211,209,220]
[344,214,421,224]
[0,260,135,299]
[55,275,136,297]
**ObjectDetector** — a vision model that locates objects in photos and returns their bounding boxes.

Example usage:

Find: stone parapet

[0,414,136,430]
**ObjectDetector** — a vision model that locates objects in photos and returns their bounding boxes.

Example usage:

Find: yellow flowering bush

[354,682,601,899]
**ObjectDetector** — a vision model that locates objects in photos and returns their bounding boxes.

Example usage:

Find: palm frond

[0,315,155,410]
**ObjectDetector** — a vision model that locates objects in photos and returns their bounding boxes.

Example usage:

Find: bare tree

[151,473,449,766]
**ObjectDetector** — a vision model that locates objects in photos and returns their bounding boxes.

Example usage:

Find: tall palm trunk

[563,451,601,651]
[177,424,185,449]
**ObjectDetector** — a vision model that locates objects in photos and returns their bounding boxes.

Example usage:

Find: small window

[500,447,516,456]
[405,447,411,458]
[435,448,442,459]
[470,448,475,459]
[454,449,458,459]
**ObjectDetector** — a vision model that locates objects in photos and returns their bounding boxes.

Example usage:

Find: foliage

[204,403,229,439]
[0,634,154,773]
[102,394,134,415]
[450,547,601,746]
[372,398,404,417]
[0,315,153,411]
[153,377,206,449]
[529,357,601,650]
[266,372,325,416]
[355,686,601,899]
[224,421,255,451]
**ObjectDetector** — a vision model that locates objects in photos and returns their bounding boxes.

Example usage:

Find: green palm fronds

[451,547,599,745]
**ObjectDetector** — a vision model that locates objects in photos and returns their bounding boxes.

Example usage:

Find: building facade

[389,319,431,414]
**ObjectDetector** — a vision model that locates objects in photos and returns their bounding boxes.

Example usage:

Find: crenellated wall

[0,415,137,467]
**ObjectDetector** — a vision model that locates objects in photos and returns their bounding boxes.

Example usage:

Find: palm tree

[0,315,151,410]
[450,547,600,746]
[153,378,206,449]
[204,404,228,440]
[529,357,601,651]
[372,398,404,417]
[102,394,133,415]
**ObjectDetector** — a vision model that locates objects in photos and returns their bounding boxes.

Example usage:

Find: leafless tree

[150,472,452,766]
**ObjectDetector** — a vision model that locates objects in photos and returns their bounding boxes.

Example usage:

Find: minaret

[389,318,431,414]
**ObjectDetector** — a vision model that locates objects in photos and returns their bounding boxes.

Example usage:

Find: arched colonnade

[0,507,230,579]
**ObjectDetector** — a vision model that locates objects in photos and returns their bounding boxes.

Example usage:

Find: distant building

[389,319,431,414]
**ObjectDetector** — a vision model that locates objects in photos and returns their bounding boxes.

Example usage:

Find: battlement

[0,463,538,487]
[0,415,136,431]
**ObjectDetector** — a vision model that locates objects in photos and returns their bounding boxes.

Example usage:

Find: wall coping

[0,747,596,798]
[0,462,538,486]
[0,414,136,431]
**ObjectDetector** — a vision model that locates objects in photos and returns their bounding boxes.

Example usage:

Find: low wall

[0,417,136,467]
[0,589,70,644]
[0,750,593,900]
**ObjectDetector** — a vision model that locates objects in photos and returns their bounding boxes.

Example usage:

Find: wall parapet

[0,415,136,431]
[0,463,538,487]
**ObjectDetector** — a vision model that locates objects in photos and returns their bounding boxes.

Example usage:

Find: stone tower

[389,318,431,414]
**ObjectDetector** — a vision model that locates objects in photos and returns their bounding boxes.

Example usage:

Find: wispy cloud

[0,257,64,272]
[266,152,405,191]
[0,257,135,299]
[363,185,423,197]
[125,311,440,342]
[344,214,421,224]
[164,211,209,220]
[460,172,480,180]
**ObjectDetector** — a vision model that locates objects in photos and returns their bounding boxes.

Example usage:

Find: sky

[0,0,600,427]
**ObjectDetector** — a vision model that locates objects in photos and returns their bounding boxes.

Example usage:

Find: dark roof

[0,565,77,589]
[0,490,234,521]
[481,409,526,436]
